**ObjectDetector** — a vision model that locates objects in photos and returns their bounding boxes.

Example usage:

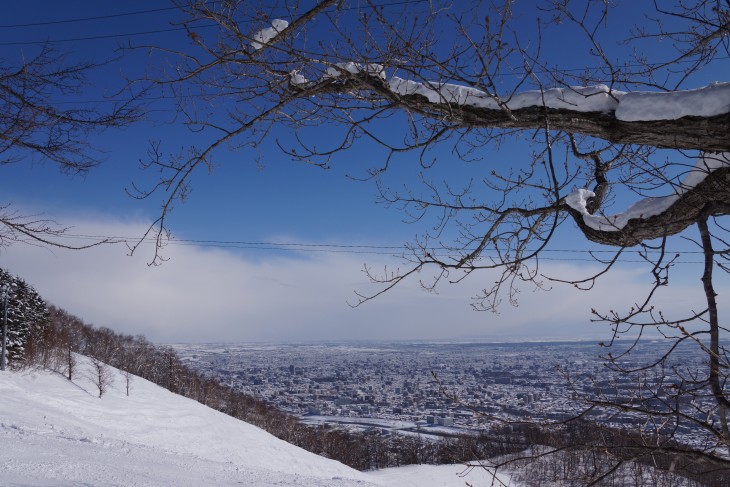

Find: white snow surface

[565,152,730,232]
[326,62,386,80]
[387,77,730,119]
[290,70,308,85]
[0,356,513,487]
[615,82,730,121]
[251,19,289,50]
[388,78,621,113]
[369,463,503,487]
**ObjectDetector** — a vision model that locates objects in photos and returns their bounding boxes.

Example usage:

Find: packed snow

[0,356,513,486]
[565,152,730,231]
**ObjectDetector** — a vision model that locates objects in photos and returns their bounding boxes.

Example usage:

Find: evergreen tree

[0,268,48,365]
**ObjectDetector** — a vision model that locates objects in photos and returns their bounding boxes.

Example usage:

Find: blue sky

[0,1,727,343]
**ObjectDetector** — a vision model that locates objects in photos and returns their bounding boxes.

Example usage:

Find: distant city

[172,339,708,446]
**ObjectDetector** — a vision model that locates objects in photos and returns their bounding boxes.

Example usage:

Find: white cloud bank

[0,214,721,344]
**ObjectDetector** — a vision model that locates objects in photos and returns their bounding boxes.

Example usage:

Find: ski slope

[0,357,511,486]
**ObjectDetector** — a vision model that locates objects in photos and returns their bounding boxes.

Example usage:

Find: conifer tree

[0,268,48,365]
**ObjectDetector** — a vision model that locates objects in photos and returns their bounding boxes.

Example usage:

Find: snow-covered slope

[0,357,510,486]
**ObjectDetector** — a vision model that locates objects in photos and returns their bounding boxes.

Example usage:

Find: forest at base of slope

[1,266,727,485]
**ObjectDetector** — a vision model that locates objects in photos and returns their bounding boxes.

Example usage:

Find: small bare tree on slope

[89,356,114,399]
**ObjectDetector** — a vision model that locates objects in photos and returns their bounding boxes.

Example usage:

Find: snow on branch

[292,60,730,123]
[251,19,289,51]
[388,78,620,113]
[288,62,728,150]
[325,62,386,80]
[565,152,730,232]
[616,82,730,121]
[386,77,730,120]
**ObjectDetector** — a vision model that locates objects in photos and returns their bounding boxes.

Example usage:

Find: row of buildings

[173,340,709,444]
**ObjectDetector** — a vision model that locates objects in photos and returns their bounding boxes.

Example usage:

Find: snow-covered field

[0,357,512,486]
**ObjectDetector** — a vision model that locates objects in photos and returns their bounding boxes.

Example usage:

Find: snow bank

[251,19,289,50]
[565,152,730,232]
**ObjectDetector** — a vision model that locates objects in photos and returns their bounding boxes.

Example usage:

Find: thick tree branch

[297,73,730,152]
[567,165,730,247]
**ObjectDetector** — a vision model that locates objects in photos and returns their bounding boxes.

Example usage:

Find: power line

[0,0,431,46]
[2,0,726,96]
[0,25,196,47]
[1,0,724,96]
[64,232,707,252]
[0,0,426,30]
[58,233,706,263]
[0,5,182,29]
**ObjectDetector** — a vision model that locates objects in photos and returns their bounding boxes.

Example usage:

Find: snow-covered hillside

[0,357,510,486]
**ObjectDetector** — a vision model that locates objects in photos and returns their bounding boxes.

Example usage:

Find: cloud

[0,215,723,344]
